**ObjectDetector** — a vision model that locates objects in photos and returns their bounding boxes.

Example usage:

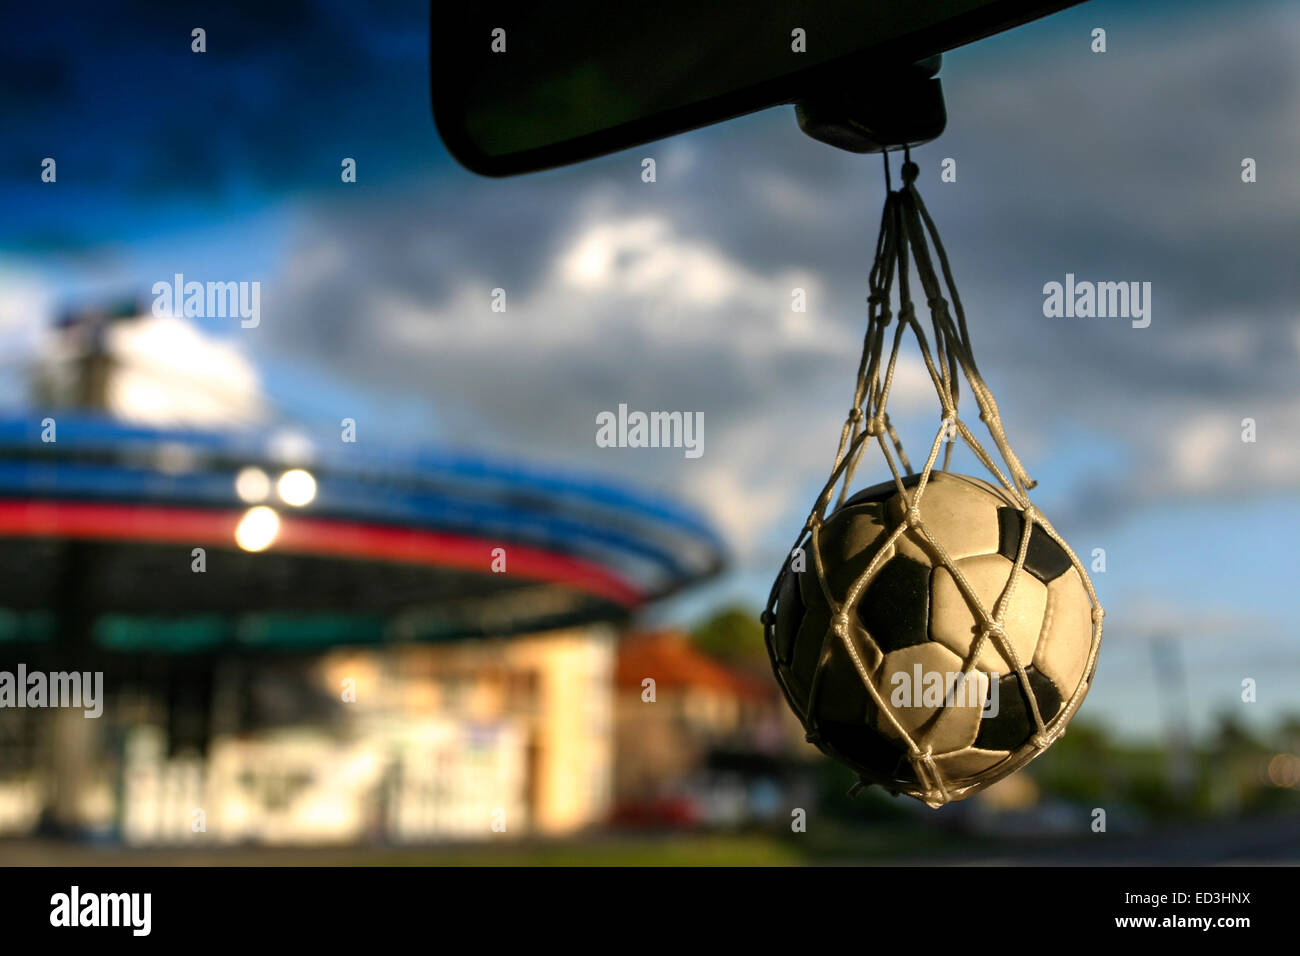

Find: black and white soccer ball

[767,471,1098,802]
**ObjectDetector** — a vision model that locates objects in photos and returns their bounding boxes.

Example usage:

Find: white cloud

[104,315,266,427]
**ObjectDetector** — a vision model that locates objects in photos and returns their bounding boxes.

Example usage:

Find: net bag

[761,158,1103,807]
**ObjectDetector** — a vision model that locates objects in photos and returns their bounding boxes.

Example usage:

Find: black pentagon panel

[843,473,922,509]
[788,592,831,702]
[857,555,931,654]
[974,666,1062,751]
[812,636,878,724]
[817,719,915,784]
[996,507,1073,583]
[773,566,806,667]
[816,507,893,598]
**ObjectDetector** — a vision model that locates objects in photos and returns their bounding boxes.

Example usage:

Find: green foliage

[1029,716,1300,821]
[689,604,768,666]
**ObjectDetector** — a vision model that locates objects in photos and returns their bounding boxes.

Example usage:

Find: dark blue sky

[0,0,437,252]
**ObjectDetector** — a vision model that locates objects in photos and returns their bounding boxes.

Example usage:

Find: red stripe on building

[0,499,643,607]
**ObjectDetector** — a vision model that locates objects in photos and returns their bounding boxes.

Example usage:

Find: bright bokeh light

[1267,754,1300,788]
[277,468,317,507]
[235,506,280,552]
[234,466,271,503]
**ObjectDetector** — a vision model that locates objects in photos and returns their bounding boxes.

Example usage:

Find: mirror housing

[795,56,946,154]
[432,2,1085,176]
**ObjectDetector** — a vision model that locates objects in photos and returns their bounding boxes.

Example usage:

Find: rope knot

[759,610,773,627]
[901,160,919,184]
[866,415,885,437]
[927,295,947,313]
[906,505,924,529]
[848,407,864,423]
[831,612,850,638]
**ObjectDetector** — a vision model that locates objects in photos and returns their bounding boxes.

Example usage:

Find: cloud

[270,186,934,552]
[103,315,266,427]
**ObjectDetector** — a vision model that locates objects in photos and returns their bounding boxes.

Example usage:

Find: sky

[0,0,1297,742]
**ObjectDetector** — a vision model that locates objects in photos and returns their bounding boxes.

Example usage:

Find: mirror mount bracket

[795,55,946,154]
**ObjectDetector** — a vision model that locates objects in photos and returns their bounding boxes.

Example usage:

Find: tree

[690,604,767,666]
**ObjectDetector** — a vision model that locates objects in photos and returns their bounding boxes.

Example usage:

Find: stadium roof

[0,415,725,652]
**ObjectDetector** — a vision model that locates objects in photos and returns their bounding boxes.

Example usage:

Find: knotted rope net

[762,156,1104,807]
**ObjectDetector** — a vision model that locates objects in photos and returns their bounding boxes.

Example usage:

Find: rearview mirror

[432,1,1084,176]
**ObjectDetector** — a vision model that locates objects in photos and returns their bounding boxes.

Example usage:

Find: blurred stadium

[0,300,752,845]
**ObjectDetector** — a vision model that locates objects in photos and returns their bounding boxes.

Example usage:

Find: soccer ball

[766,471,1098,804]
